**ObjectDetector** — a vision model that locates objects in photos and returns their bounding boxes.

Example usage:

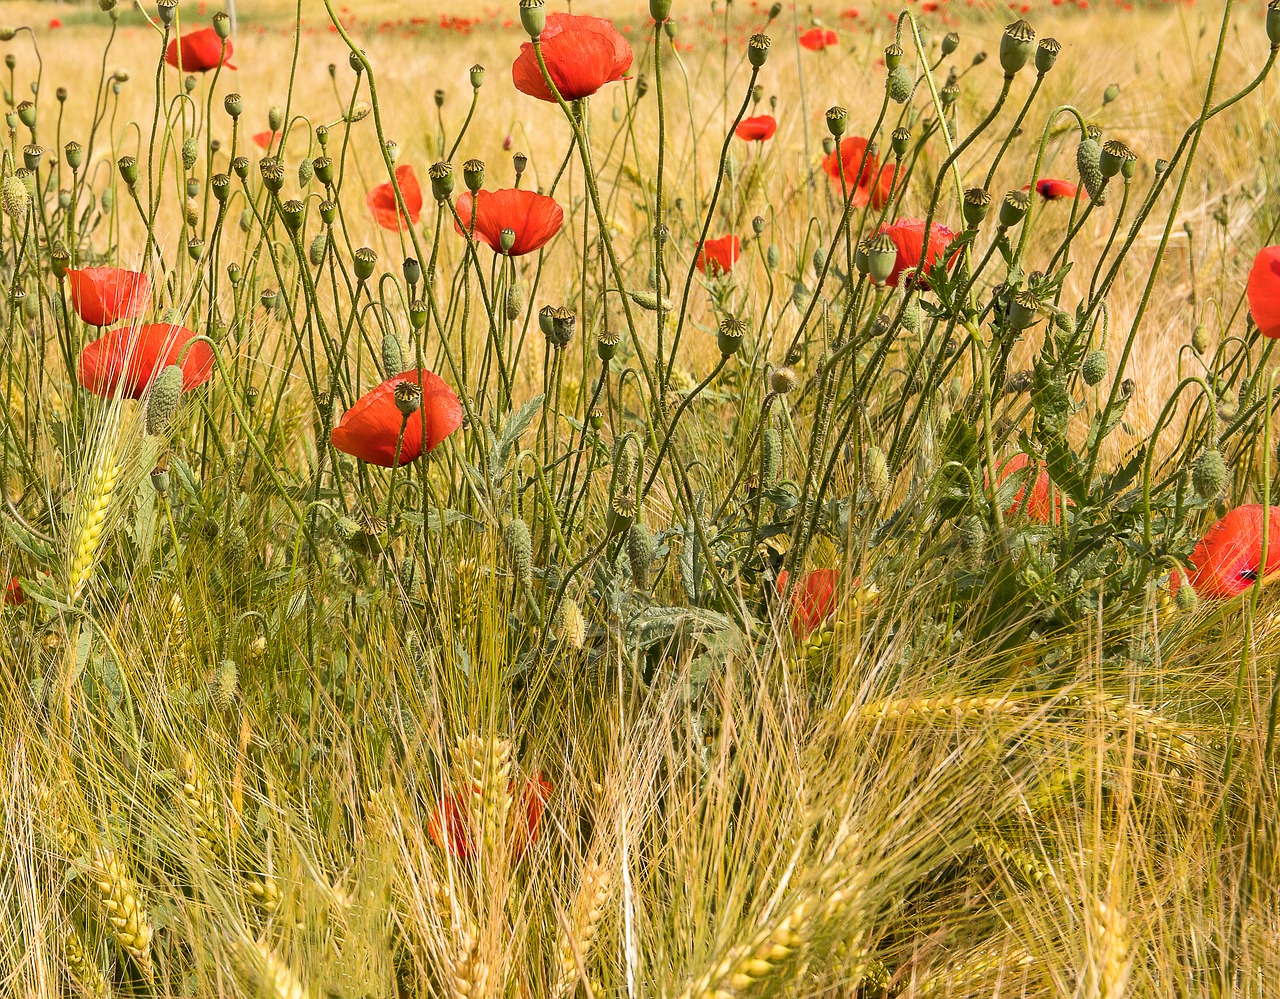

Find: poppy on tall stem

[822,137,894,209]
[1247,245,1280,339]
[251,130,280,151]
[452,189,564,257]
[511,13,632,102]
[876,218,958,288]
[735,115,777,143]
[66,267,151,327]
[696,235,741,277]
[990,453,1071,524]
[330,369,463,468]
[799,27,838,50]
[165,27,235,72]
[78,324,213,400]
[367,164,423,232]
[1170,505,1280,600]
[776,569,839,639]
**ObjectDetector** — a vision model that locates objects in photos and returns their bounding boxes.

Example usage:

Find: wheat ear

[68,448,122,602]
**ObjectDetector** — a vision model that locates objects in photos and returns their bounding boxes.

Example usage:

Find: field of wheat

[1,0,1280,996]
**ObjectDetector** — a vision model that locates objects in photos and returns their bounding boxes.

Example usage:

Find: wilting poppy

[992,453,1070,524]
[251,130,280,151]
[876,218,957,288]
[428,772,553,860]
[1030,178,1078,201]
[78,323,214,400]
[367,164,423,232]
[165,27,235,72]
[5,577,24,606]
[330,368,463,468]
[776,568,839,639]
[512,13,632,102]
[1246,245,1280,339]
[799,27,839,50]
[696,235,741,277]
[735,115,778,142]
[66,267,151,327]
[822,137,895,209]
[453,188,564,257]
[1170,505,1280,600]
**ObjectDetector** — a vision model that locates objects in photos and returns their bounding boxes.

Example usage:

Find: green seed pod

[1174,580,1198,612]
[1077,136,1106,203]
[999,189,1030,228]
[382,332,404,376]
[941,31,960,56]
[865,446,890,501]
[462,158,485,194]
[891,126,910,159]
[1268,0,1280,45]
[1191,323,1210,354]
[999,19,1035,76]
[319,199,337,225]
[280,198,305,234]
[1007,290,1039,330]
[21,144,41,172]
[402,257,422,287]
[505,282,523,321]
[718,316,748,356]
[211,658,239,709]
[1192,448,1227,499]
[597,329,620,362]
[259,157,286,193]
[761,420,782,485]
[627,521,655,590]
[469,63,486,89]
[353,246,377,282]
[146,364,184,436]
[231,155,250,181]
[825,105,848,138]
[118,155,139,187]
[187,237,205,261]
[50,239,70,278]
[409,299,428,330]
[1099,139,1132,179]
[941,81,960,107]
[64,140,84,171]
[962,187,992,228]
[309,232,327,266]
[213,9,231,38]
[1103,82,1120,104]
[16,100,36,128]
[313,155,335,186]
[748,33,771,69]
[224,92,243,118]
[752,214,766,235]
[428,161,454,202]
[607,491,637,537]
[887,64,913,104]
[1081,350,1108,386]
[150,464,170,494]
[548,306,576,348]
[1035,37,1061,75]
[865,232,898,284]
[519,0,546,38]
[504,518,534,590]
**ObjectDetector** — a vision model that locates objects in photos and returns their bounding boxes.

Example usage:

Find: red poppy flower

[1247,245,1280,339]
[876,218,958,287]
[428,773,553,860]
[799,27,839,50]
[696,235,741,277]
[5,576,24,606]
[822,137,895,209]
[251,130,280,151]
[775,568,839,638]
[1031,178,1078,201]
[164,27,236,72]
[65,267,151,327]
[1170,505,1280,600]
[367,164,423,232]
[735,115,778,142]
[49,18,62,29]
[78,324,214,400]
[330,368,463,468]
[991,453,1070,524]
[512,13,632,102]
[452,189,564,257]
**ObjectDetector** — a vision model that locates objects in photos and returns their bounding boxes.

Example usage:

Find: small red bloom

[992,453,1070,524]
[1170,505,1280,599]
[1246,245,1280,339]
[428,773,553,860]
[1032,177,1078,201]
[367,164,423,232]
[512,13,632,102]
[799,27,839,50]
[696,235,741,277]
[49,18,62,29]
[164,27,236,72]
[78,324,214,400]
[5,576,24,606]
[453,188,564,257]
[876,218,957,287]
[822,137,894,209]
[735,115,778,142]
[66,267,151,327]
[330,369,463,468]
[776,569,839,639]
[251,130,280,151]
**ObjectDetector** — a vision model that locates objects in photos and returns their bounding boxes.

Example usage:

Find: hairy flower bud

[887,64,912,104]
[146,365,184,435]
[1081,350,1107,386]
[1192,448,1227,499]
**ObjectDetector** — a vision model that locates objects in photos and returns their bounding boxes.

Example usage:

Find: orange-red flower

[165,27,235,72]
[822,137,895,208]
[696,235,741,277]
[453,188,564,257]
[428,772,553,860]
[1170,505,1280,599]
[367,164,423,232]
[799,27,838,50]
[1247,245,1280,339]
[1031,177,1077,201]
[991,453,1070,524]
[876,218,957,288]
[512,13,632,102]
[776,568,839,639]
[5,576,24,606]
[330,369,463,468]
[78,323,214,400]
[735,115,778,142]
[251,130,279,151]
[66,267,151,327]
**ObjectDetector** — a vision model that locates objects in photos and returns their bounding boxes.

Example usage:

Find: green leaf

[495,394,544,467]
[1044,438,1088,507]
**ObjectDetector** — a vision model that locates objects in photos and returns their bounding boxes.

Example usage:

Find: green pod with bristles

[504,518,534,591]
[627,521,655,591]
[146,364,184,436]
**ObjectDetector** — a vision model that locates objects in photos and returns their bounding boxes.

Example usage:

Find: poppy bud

[505,282,523,320]
[309,233,327,266]
[409,299,428,330]
[887,64,912,104]
[470,64,485,90]
[50,240,70,278]
[1269,0,1280,46]
[999,19,1035,77]
[1081,350,1107,386]
[1007,290,1039,330]
[463,158,485,194]
[718,316,747,356]
[519,0,546,39]
[319,199,337,224]
[942,31,959,56]
[499,227,517,254]
[504,518,534,590]
[597,329,620,361]
[64,140,84,172]
[1035,37,1061,75]
[551,306,576,348]
[403,257,421,287]
[354,246,377,282]
[260,158,285,193]
[959,515,986,568]
[760,420,782,485]
[231,157,250,183]
[752,215,765,235]
[429,161,454,202]
[313,155,334,187]
[22,144,41,171]
[1099,139,1133,179]
[298,158,314,187]
[146,365,184,436]
[1174,579,1197,612]
[157,0,177,26]
[151,465,170,495]
[1191,323,1210,354]
[118,155,139,188]
[891,126,910,159]
[213,10,231,38]
[394,380,422,418]
[769,366,797,394]
[187,237,205,261]
[1102,82,1120,104]
[998,189,1030,228]
[280,199,305,234]
[224,92,243,119]
[812,246,827,274]
[825,105,847,138]
[766,245,780,270]
[268,105,284,132]
[1192,448,1227,499]
[627,521,655,590]
[651,0,672,22]
[665,19,678,39]
[884,42,903,70]
[748,33,771,69]
[1077,136,1106,203]
[228,261,241,284]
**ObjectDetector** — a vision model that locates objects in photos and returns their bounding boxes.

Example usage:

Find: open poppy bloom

[5,576,24,606]
[1247,245,1280,339]
[165,27,235,72]
[453,188,564,256]
[428,772,553,860]
[512,13,632,102]
[367,164,423,232]
[696,235,741,277]
[1029,178,1078,201]
[78,323,214,400]
[876,218,957,288]
[776,568,839,639]
[66,267,151,327]
[823,137,894,208]
[1170,505,1280,600]
[991,453,1071,524]
[251,130,280,151]
[330,368,463,468]
[799,27,838,50]
[735,115,778,142]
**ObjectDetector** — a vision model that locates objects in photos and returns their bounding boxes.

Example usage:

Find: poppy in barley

[735,115,778,142]
[511,13,632,102]
[428,773,553,860]
[823,138,894,208]
[79,324,214,400]
[799,27,838,50]
[367,164,423,232]
[66,267,151,327]
[453,189,564,256]
[1170,505,1280,599]
[330,369,463,468]
[991,453,1071,524]
[165,27,235,72]
[1246,245,1280,339]
[5,577,24,606]
[696,235,741,276]
[251,130,280,151]
[775,569,839,639]
[1029,178,1078,201]
[876,218,957,287]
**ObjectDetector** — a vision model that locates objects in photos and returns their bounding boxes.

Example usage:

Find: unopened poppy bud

[748,33,771,68]
[22,144,41,171]
[751,84,764,105]
[499,227,517,253]
[1099,139,1132,179]
[268,105,284,132]
[118,155,139,187]
[597,329,621,361]
[999,19,1035,77]
[178,136,197,172]
[298,157,314,186]
[766,244,780,270]
[50,240,70,278]
[627,521,655,590]
[259,158,285,192]
[519,0,546,39]
[942,31,959,55]
[403,257,421,287]
[433,89,446,111]
[1193,448,1227,499]
[309,233,327,266]
[1174,579,1197,612]
[999,189,1030,228]
[353,246,377,282]
[462,158,484,193]
[555,597,586,648]
[650,0,672,22]
[959,515,986,568]
[280,199,305,233]
[825,105,847,138]
[1081,350,1107,386]
[718,316,748,356]
[65,140,84,171]
[551,306,576,347]
[1103,82,1120,104]
[394,380,422,418]
[884,42,903,70]
[665,19,678,39]
[504,518,534,589]
[768,1,783,17]
[319,199,337,224]
[505,282,523,320]
[1007,290,1039,330]
[1077,136,1106,203]
[1191,323,1210,354]
[770,366,797,394]
[812,246,827,273]
[1035,37,1060,75]
[157,0,177,26]
[1269,0,1280,46]
[232,155,250,181]
[635,74,649,99]
[891,126,910,158]
[213,9,230,38]
[752,214,765,235]
[224,92,242,118]
[865,232,898,284]
[409,299,428,330]
[887,64,912,104]
[187,237,205,260]
[146,365,184,435]
[470,63,485,89]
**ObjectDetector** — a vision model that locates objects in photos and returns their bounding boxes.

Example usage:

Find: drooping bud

[1102,82,1120,104]
[504,518,534,589]
[146,364,184,436]
[505,282,523,320]
[1077,134,1106,203]
[1269,0,1280,46]
[999,19,1036,77]
[1192,448,1227,499]
[761,419,782,485]
[1191,324,1210,354]
[865,446,890,501]
[1174,579,1198,612]
[309,233,327,266]
[887,64,912,104]
[382,332,404,376]
[627,521,655,590]
[268,105,285,132]
[1081,350,1108,386]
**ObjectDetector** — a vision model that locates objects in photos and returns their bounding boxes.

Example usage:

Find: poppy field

[4,0,1280,994]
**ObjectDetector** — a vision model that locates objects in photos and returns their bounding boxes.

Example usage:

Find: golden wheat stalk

[176,750,224,862]
[64,925,109,998]
[454,733,512,861]
[1084,897,1131,999]
[235,937,313,999]
[915,948,1034,994]
[68,447,122,602]
[88,847,153,973]
[551,855,613,998]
